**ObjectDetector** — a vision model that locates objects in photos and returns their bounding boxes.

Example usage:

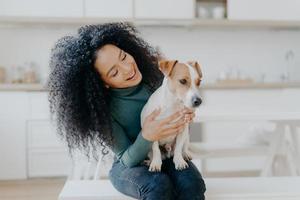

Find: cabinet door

[28,92,50,120]
[0,92,28,180]
[85,0,133,18]
[26,119,72,178]
[27,120,62,149]
[227,0,300,21]
[0,0,83,17]
[0,92,28,120]
[28,148,72,177]
[27,92,72,177]
[135,0,195,19]
[0,120,27,180]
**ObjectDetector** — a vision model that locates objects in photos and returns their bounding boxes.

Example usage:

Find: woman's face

[94,44,142,89]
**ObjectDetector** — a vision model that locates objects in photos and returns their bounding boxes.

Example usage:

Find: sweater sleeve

[110,119,153,167]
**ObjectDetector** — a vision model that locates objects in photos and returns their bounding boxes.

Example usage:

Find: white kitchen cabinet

[0,92,28,180]
[85,0,133,18]
[0,91,72,180]
[0,119,27,180]
[28,146,71,177]
[0,92,28,120]
[134,0,195,19]
[27,120,63,149]
[197,88,300,173]
[227,0,300,21]
[198,88,299,142]
[0,0,83,17]
[26,92,72,178]
[28,92,51,120]
[26,117,71,178]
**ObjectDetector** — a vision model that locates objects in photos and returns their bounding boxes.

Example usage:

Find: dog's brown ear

[188,61,202,77]
[159,60,178,76]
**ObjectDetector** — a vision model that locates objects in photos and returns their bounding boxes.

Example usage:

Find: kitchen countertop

[0,83,47,91]
[1,82,300,91]
[202,82,300,89]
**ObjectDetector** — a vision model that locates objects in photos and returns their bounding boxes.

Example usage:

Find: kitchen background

[0,0,300,199]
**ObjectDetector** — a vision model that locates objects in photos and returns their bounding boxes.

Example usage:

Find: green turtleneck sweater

[109,83,153,167]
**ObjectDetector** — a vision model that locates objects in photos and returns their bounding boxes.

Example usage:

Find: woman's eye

[122,53,127,61]
[179,79,187,85]
[112,70,118,77]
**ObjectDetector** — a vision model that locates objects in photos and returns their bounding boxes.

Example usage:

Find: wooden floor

[0,177,66,200]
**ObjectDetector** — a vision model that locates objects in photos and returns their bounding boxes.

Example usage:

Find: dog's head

[159,60,203,109]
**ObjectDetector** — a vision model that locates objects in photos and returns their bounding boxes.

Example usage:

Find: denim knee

[177,177,206,200]
[140,173,175,200]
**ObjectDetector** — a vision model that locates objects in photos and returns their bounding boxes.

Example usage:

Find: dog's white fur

[141,60,202,171]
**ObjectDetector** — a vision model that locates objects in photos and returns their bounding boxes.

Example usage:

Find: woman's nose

[120,63,132,74]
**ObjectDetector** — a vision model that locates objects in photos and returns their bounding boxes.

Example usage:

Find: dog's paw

[149,159,162,172]
[174,156,189,170]
[183,150,193,161]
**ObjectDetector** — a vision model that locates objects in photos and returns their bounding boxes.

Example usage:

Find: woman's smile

[126,69,136,81]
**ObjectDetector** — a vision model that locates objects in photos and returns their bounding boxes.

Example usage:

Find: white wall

[141,27,300,83]
[0,26,299,84]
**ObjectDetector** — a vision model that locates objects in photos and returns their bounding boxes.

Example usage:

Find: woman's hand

[142,107,195,142]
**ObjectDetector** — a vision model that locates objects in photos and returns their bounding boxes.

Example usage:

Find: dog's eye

[179,79,187,85]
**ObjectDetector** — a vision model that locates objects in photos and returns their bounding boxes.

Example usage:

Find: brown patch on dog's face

[188,61,203,88]
[187,61,202,79]
[168,63,191,98]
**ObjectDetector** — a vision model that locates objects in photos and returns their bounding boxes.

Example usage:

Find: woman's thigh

[162,158,206,200]
[109,160,176,200]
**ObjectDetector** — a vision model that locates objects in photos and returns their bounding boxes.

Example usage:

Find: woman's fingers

[159,108,195,125]
[181,107,194,114]
[185,112,195,123]
[160,110,183,125]
[161,116,186,132]
[146,107,161,121]
[161,124,186,136]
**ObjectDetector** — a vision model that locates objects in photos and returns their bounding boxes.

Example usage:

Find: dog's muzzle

[192,96,202,107]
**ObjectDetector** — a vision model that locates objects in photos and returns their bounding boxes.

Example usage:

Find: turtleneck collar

[109,83,143,97]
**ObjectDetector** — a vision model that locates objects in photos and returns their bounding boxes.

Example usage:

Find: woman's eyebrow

[106,49,122,77]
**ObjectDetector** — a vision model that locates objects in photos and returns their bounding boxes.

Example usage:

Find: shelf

[0,16,300,29]
[203,82,300,90]
[0,83,46,91]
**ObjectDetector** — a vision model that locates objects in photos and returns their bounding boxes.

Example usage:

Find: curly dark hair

[47,22,163,159]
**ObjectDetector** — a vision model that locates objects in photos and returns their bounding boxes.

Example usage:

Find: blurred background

[0,0,300,199]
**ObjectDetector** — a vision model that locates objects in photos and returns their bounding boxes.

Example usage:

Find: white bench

[59,139,300,200]
[59,177,300,200]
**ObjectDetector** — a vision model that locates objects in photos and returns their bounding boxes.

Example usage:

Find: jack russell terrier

[141,60,203,171]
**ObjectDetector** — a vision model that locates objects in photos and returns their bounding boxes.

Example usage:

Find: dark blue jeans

[109,157,206,200]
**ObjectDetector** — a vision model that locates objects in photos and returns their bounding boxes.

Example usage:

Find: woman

[48,22,206,199]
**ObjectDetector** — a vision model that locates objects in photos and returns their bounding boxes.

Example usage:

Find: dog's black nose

[192,96,202,107]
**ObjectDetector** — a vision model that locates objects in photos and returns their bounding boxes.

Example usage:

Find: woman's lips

[126,70,136,81]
